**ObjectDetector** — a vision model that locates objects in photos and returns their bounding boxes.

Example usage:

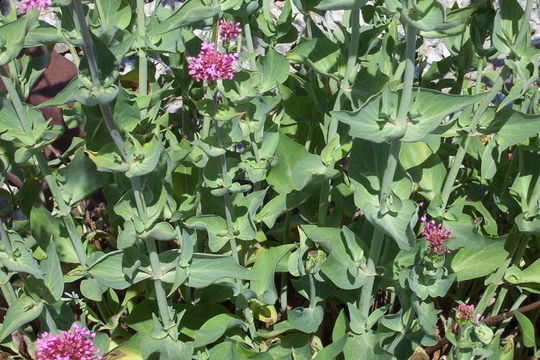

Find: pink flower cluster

[18,0,51,13]
[219,20,242,42]
[36,324,102,360]
[421,216,452,255]
[456,303,475,322]
[187,42,239,82]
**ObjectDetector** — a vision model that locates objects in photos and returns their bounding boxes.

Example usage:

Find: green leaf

[287,306,324,333]
[482,109,540,149]
[30,205,79,263]
[144,222,177,241]
[0,295,44,342]
[505,257,540,289]
[302,226,367,289]
[36,78,82,108]
[0,237,43,279]
[313,335,347,360]
[140,334,194,360]
[514,312,535,348]
[256,191,310,228]
[259,48,290,92]
[113,87,141,133]
[315,0,366,10]
[187,254,253,288]
[400,141,446,201]
[266,133,310,194]
[287,38,345,77]
[0,13,38,66]
[88,250,149,289]
[193,313,246,348]
[332,89,488,143]
[57,149,105,206]
[147,0,221,35]
[80,278,108,302]
[125,137,163,177]
[451,237,509,281]
[492,0,525,55]
[184,215,229,252]
[42,242,64,301]
[251,245,295,304]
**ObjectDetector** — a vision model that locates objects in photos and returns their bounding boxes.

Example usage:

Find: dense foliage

[0,0,539,359]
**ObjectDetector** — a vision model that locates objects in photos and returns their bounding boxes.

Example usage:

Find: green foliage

[0,0,538,359]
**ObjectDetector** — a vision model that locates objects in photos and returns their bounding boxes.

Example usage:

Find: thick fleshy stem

[136,0,148,97]
[327,6,361,143]
[72,0,175,333]
[0,66,88,268]
[515,0,533,50]
[214,119,258,344]
[243,21,257,70]
[439,74,507,208]
[318,7,361,226]
[0,220,17,305]
[358,23,417,322]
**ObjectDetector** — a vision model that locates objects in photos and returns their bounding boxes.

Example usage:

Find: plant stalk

[440,74,506,208]
[72,0,175,332]
[0,67,88,267]
[243,21,257,70]
[358,23,416,321]
[327,6,361,143]
[136,0,148,97]
[515,0,533,49]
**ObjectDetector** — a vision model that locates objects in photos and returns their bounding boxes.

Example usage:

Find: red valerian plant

[456,303,476,323]
[0,0,538,358]
[36,324,102,360]
[187,42,239,82]
[17,0,51,13]
[421,216,452,255]
[219,20,242,42]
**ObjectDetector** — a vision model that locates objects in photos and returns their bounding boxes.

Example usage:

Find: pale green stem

[44,306,59,333]
[137,0,148,97]
[1,67,88,267]
[440,74,506,208]
[358,23,417,321]
[94,0,107,26]
[476,229,521,316]
[308,272,316,309]
[515,0,533,49]
[327,7,360,143]
[214,119,258,342]
[243,21,257,70]
[495,293,528,336]
[72,0,175,332]
[318,7,361,226]
[528,173,540,212]
[489,235,531,317]
[0,219,13,254]
[0,222,17,305]
[317,181,330,226]
[280,211,291,314]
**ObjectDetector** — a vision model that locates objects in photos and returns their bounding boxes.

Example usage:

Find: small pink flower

[18,0,51,13]
[219,20,242,42]
[420,216,452,255]
[187,42,239,82]
[456,303,475,323]
[36,324,102,360]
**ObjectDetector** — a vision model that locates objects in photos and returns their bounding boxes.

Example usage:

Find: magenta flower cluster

[219,20,242,42]
[456,303,475,322]
[36,324,102,360]
[18,0,51,13]
[187,42,239,82]
[421,216,452,255]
